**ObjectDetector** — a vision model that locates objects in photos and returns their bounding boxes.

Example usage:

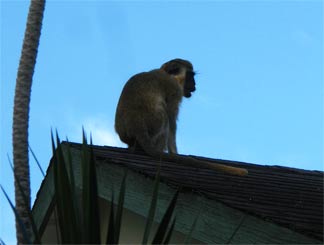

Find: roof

[68,142,323,241]
[32,142,323,243]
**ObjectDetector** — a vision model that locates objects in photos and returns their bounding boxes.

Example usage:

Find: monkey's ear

[167,67,180,75]
[162,63,181,75]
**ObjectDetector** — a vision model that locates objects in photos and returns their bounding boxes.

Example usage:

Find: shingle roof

[67,142,323,241]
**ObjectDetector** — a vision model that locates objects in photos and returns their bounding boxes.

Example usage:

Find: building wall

[40,197,203,244]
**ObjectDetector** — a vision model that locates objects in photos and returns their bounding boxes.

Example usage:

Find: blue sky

[1,0,323,243]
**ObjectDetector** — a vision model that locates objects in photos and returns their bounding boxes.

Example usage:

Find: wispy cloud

[69,116,126,147]
[291,29,318,47]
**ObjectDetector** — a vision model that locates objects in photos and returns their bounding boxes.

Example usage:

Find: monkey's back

[115,69,183,148]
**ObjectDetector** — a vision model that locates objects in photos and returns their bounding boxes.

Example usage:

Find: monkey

[115,59,248,176]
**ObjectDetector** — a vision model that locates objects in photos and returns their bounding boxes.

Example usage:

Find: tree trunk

[13,0,45,243]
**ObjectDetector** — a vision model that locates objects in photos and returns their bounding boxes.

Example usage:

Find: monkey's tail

[133,123,248,176]
[135,134,247,176]
[164,153,248,176]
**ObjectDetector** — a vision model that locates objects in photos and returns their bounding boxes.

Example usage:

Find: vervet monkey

[115,59,248,176]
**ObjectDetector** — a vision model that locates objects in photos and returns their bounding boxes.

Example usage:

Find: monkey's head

[161,59,196,98]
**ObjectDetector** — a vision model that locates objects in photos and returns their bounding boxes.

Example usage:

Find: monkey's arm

[167,115,178,154]
[168,130,177,153]
[166,97,181,154]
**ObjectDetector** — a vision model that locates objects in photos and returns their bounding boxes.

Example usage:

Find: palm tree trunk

[13,0,45,243]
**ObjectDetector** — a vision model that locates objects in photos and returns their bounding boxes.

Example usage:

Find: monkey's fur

[115,59,248,176]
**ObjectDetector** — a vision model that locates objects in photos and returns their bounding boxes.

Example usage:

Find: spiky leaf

[142,162,161,244]
[7,156,41,244]
[1,185,31,244]
[81,132,101,243]
[152,190,179,244]
[163,218,176,244]
[52,132,79,243]
[106,192,115,244]
[114,171,127,243]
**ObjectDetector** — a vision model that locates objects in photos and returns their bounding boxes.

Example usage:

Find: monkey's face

[183,71,196,98]
[161,58,196,98]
